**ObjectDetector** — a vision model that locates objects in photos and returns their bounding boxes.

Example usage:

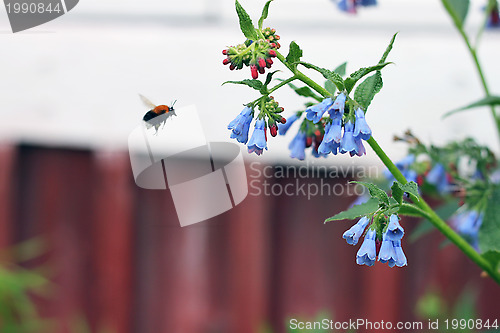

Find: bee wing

[139,94,157,109]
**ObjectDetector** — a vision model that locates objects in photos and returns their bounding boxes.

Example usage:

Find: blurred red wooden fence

[0,143,499,333]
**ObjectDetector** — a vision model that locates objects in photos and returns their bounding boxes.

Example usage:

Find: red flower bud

[306,136,313,148]
[258,58,266,68]
[250,65,258,79]
[229,63,236,71]
[223,58,230,65]
[258,67,265,74]
[275,35,280,40]
[268,50,276,57]
[270,124,277,137]
[222,49,228,55]
[267,58,273,65]
[280,117,287,124]
[280,107,284,112]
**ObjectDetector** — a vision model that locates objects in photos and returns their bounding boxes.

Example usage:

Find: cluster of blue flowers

[426,163,453,194]
[278,93,372,160]
[335,0,377,13]
[451,209,484,250]
[227,107,268,156]
[343,214,407,267]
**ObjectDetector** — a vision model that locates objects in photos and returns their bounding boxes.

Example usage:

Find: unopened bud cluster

[222,28,280,79]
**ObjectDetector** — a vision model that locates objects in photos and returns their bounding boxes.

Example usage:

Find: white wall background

[0,0,499,167]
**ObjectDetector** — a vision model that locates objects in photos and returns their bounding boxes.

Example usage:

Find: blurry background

[1,0,500,332]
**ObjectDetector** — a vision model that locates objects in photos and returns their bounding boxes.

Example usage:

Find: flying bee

[139,94,177,132]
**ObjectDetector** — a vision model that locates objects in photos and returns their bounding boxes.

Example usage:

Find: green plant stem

[274,44,500,283]
[441,0,500,141]
[368,136,500,284]
[275,51,330,98]
[268,76,297,94]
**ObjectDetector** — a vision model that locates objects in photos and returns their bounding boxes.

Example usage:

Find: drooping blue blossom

[356,229,377,266]
[323,113,343,144]
[378,232,397,267]
[340,121,357,154]
[228,106,253,144]
[351,136,366,157]
[343,216,370,245]
[305,98,333,123]
[386,214,404,241]
[331,93,346,115]
[426,163,450,193]
[318,137,340,155]
[353,108,372,141]
[247,118,267,155]
[392,240,407,267]
[289,131,307,160]
[277,114,299,135]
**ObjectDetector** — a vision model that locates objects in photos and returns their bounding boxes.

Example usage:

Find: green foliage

[286,41,303,68]
[223,79,266,93]
[324,198,379,222]
[258,0,273,29]
[352,181,390,206]
[391,181,404,204]
[344,62,391,93]
[235,0,258,40]
[479,185,500,253]
[333,62,347,76]
[297,61,345,92]
[441,0,470,27]
[443,95,500,118]
[354,72,383,110]
[264,70,280,86]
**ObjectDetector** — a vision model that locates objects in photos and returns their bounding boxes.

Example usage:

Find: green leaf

[258,0,273,29]
[402,181,420,199]
[223,79,263,91]
[235,0,258,40]
[351,181,390,206]
[344,62,392,93]
[298,61,345,91]
[391,182,404,204]
[398,204,427,218]
[333,62,347,76]
[354,71,383,110]
[442,0,470,27]
[479,185,500,253]
[379,33,398,64]
[443,95,500,118]
[285,41,303,67]
[482,251,500,272]
[324,198,379,222]
[294,86,321,99]
[410,199,460,242]
[264,70,280,86]
[324,80,337,95]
